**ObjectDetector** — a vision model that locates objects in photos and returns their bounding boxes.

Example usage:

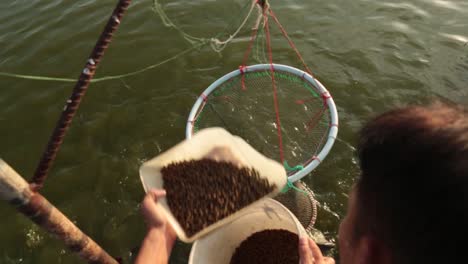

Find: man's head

[339,102,468,264]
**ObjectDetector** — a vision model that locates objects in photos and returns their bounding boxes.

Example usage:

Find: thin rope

[0,1,257,84]
[252,3,267,63]
[153,0,259,53]
[0,72,76,82]
[306,107,326,132]
[152,0,206,45]
[241,25,259,66]
[90,43,205,81]
[238,1,263,91]
[210,0,258,52]
[263,3,285,163]
[269,8,313,75]
[0,43,204,84]
[241,2,263,66]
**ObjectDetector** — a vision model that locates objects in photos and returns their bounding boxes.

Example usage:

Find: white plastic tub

[189,198,306,264]
[139,128,287,242]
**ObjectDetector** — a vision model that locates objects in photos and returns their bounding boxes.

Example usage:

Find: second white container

[189,198,306,264]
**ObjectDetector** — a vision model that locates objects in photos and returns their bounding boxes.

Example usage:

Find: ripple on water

[377,2,430,18]
[427,0,462,11]
[2,0,468,263]
[438,33,468,48]
[0,0,113,69]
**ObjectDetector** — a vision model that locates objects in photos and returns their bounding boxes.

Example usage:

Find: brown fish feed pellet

[161,159,275,237]
[230,229,299,264]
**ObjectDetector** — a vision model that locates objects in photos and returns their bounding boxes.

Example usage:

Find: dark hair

[356,102,468,264]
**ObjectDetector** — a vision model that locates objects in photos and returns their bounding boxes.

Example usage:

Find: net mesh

[274,181,317,231]
[274,181,335,247]
[192,68,331,174]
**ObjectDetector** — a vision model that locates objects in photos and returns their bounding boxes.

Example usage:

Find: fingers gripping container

[189,198,306,264]
[139,127,287,242]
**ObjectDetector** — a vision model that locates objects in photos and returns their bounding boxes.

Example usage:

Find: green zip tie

[281,161,308,194]
[280,179,308,195]
[283,161,304,172]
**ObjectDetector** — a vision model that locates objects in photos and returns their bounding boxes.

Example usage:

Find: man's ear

[354,235,392,264]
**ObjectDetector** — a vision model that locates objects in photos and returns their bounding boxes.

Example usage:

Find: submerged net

[274,181,335,247]
[190,67,330,167]
[274,180,317,232]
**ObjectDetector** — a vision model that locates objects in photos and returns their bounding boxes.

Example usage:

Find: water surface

[0,0,467,263]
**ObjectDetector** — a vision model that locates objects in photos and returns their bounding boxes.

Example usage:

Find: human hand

[135,189,176,264]
[299,236,335,264]
[141,189,175,239]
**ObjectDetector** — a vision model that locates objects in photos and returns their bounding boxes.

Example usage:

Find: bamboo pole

[0,159,118,264]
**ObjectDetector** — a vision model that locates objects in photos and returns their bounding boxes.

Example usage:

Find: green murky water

[1,0,467,263]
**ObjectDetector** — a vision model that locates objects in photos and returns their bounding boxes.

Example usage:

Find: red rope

[269,8,313,75]
[306,92,332,132]
[305,155,322,164]
[264,7,285,163]
[239,65,247,90]
[305,107,325,132]
[239,8,260,92]
[241,1,261,67]
[239,2,319,163]
[241,22,259,66]
[191,98,208,134]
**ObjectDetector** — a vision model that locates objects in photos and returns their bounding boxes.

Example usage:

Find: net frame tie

[321,91,331,107]
[283,160,304,172]
[312,155,322,163]
[280,178,308,194]
[239,65,248,91]
[321,92,331,100]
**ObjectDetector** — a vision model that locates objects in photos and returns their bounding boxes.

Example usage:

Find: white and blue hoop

[186,64,338,183]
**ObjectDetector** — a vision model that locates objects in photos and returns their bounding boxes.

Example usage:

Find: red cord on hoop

[239,65,247,91]
[321,92,331,107]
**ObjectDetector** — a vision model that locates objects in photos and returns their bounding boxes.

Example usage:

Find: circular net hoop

[186,64,338,182]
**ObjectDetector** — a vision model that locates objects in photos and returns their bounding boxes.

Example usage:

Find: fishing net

[274,181,317,232]
[187,64,338,182]
[273,180,334,247]
[186,1,338,183]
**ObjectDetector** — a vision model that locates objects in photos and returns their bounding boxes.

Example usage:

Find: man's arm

[134,189,177,264]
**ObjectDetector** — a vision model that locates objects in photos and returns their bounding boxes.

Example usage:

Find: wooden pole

[0,159,118,264]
